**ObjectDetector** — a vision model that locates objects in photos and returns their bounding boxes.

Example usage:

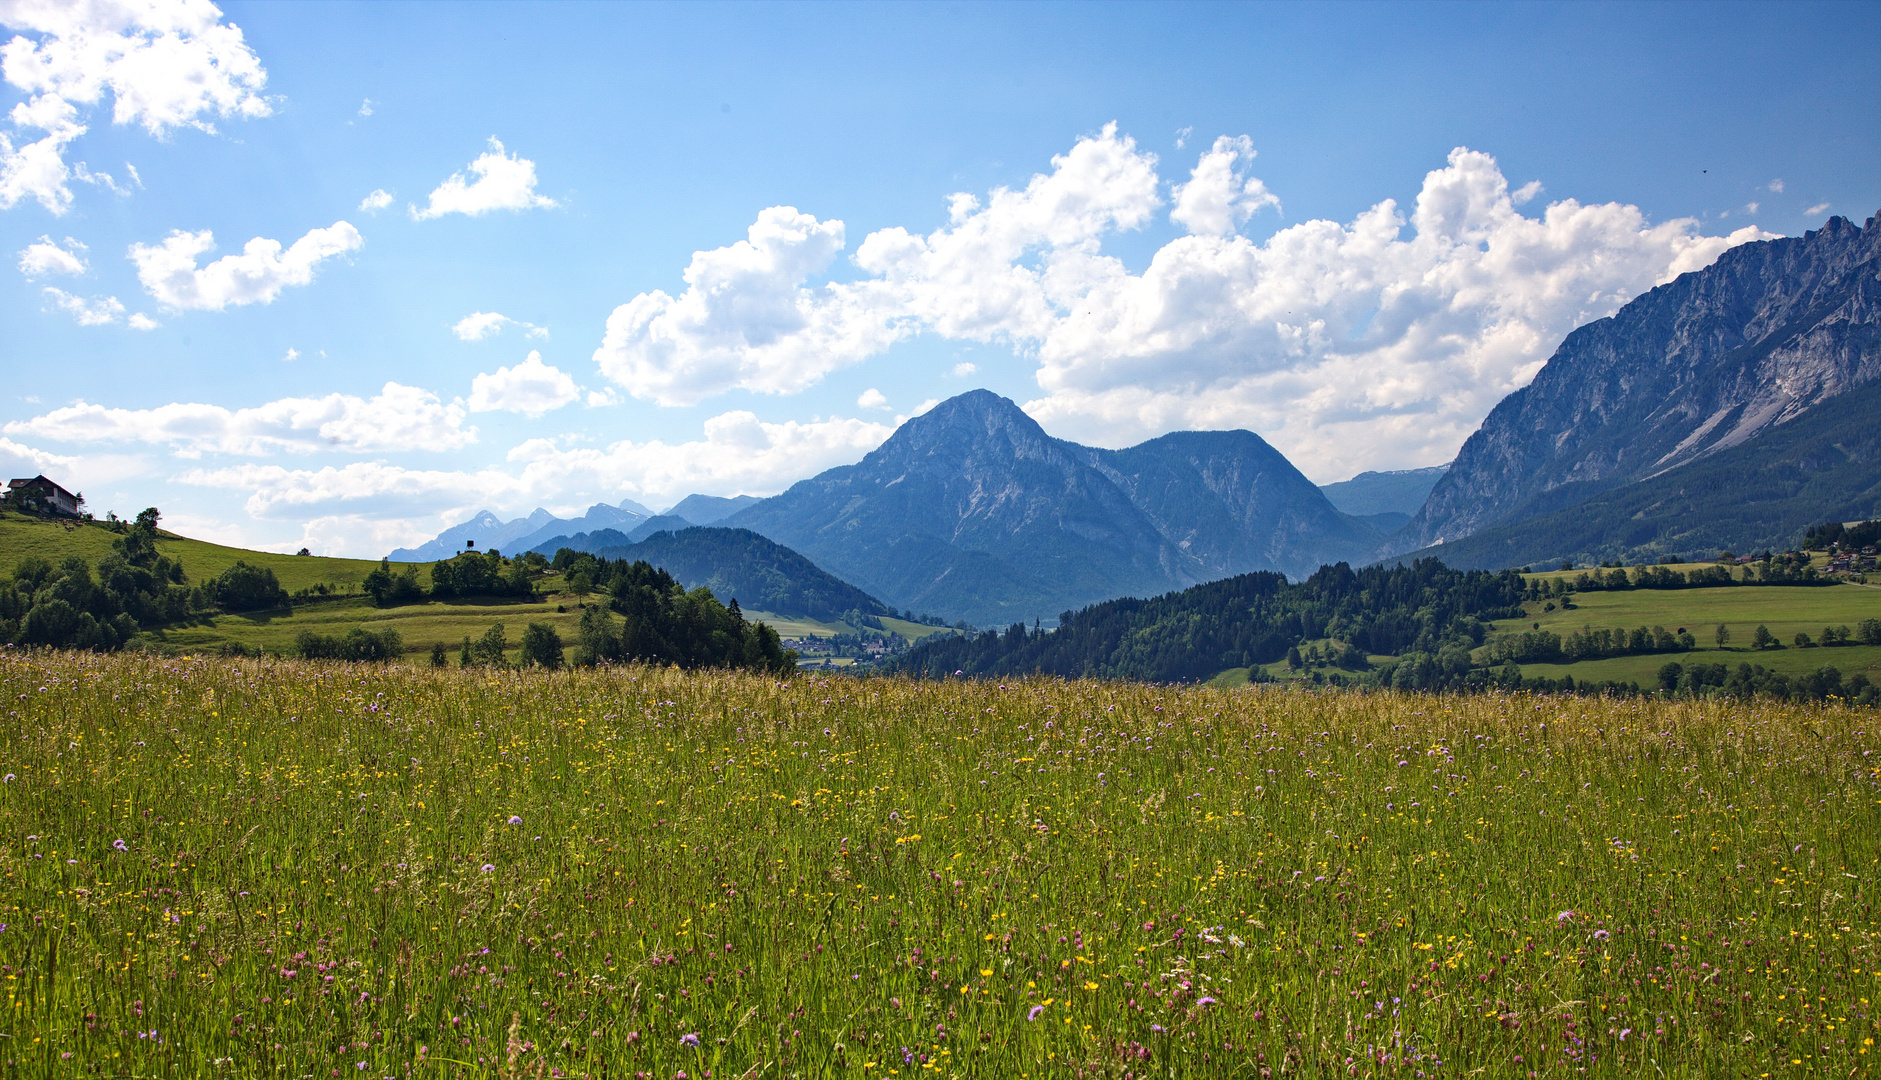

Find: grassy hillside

[0,513,419,593]
[2,514,959,660]
[4,650,1874,1076]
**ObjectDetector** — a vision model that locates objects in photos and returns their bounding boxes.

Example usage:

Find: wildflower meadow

[1,649,1877,1078]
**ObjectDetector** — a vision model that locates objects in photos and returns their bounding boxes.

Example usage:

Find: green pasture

[136,594,587,663]
[1502,581,1881,638]
[0,513,414,593]
[1508,645,1881,686]
[1520,560,1729,581]
[140,599,949,662]
[757,611,954,642]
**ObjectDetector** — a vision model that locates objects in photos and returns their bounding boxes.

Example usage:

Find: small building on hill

[2,474,81,517]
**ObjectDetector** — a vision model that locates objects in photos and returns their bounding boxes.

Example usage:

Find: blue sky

[3,0,1877,556]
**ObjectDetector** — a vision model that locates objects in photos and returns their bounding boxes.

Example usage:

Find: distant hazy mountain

[623,514,695,542]
[1386,380,1881,570]
[534,525,891,622]
[1395,210,1881,554]
[388,507,560,562]
[1319,465,1449,518]
[722,390,1380,625]
[388,498,653,561]
[662,494,760,525]
[505,502,653,555]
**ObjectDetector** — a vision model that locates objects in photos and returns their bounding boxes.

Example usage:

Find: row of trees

[1486,624,1697,665]
[1532,561,1828,597]
[361,550,542,607]
[1370,653,1874,706]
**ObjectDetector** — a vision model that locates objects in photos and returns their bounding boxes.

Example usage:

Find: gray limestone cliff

[1396,211,1881,553]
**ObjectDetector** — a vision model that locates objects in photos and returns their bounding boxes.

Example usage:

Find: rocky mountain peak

[865,389,1057,468]
[1396,208,1881,553]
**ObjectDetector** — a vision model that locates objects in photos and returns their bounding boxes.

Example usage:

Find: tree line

[890,560,1529,683]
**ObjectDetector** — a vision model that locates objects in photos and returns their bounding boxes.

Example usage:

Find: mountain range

[386,494,759,563]
[717,391,1384,625]
[398,208,1880,623]
[1316,465,1449,534]
[1395,210,1880,558]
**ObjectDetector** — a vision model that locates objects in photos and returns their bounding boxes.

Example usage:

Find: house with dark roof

[3,474,81,517]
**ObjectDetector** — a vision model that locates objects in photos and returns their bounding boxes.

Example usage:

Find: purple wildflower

[1027,1005,1044,1021]
[480,864,495,873]
[1619,1028,1632,1040]
[1195,996,1218,1008]
[679,1033,700,1048]
[113,839,127,851]
[507,816,522,825]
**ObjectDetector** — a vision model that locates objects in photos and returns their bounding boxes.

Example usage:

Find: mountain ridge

[723,390,1380,624]
[1396,210,1881,553]
[538,525,893,622]
[1385,379,1881,570]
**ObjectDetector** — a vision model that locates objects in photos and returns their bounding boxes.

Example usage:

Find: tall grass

[1,650,1876,1077]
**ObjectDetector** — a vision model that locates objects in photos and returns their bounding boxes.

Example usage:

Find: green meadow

[2,651,1876,1078]
[1490,582,1881,686]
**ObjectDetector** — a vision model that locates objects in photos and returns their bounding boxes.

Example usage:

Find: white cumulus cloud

[0,91,84,212]
[0,0,270,213]
[357,188,393,212]
[180,459,519,522]
[41,284,122,324]
[126,310,157,330]
[467,350,579,418]
[593,124,1162,406]
[18,232,85,276]
[0,433,76,473]
[129,220,362,310]
[592,205,901,406]
[856,387,888,410]
[501,410,897,505]
[1806,202,1830,216]
[1169,135,1279,236]
[178,411,897,548]
[410,137,556,220]
[591,127,1777,481]
[6,382,475,456]
[452,310,546,341]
